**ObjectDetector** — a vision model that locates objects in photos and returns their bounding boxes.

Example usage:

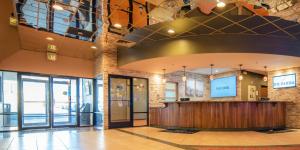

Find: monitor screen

[211,76,237,98]
[273,74,296,89]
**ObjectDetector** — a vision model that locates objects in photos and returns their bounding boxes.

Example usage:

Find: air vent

[115,39,136,48]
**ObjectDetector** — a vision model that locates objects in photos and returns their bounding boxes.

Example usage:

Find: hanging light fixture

[263,66,268,82]
[52,1,64,11]
[182,66,187,82]
[238,64,244,81]
[209,64,214,81]
[162,69,167,83]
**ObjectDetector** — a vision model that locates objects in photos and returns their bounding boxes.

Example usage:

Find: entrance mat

[192,146,300,150]
[161,128,200,134]
[256,129,296,134]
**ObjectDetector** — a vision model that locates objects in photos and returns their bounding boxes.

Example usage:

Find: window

[165,82,178,101]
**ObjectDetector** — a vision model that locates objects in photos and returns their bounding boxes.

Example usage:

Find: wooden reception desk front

[150,101,288,130]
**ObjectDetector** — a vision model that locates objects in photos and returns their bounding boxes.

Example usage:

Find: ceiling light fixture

[52,4,64,10]
[46,37,54,41]
[263,66,268,82]
[167,29,175,34]
[91,46,97,49]
[209,64,214,81]
[216,0,226,8]
[182,66,187,82]
[238,64,244,81]
[113,23,122,28]
[162,69,167,83]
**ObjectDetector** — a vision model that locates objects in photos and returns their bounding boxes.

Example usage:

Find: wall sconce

[9,13,17,26]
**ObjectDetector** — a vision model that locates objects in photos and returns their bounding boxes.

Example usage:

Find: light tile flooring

[0,127,300,150]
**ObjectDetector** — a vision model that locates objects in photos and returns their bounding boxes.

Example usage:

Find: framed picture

[248,85,256,100]
[185,79,195,97]
[195,80,204,97]
[273,74,296,89]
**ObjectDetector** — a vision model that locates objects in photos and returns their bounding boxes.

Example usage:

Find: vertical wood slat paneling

[150,101,287,130]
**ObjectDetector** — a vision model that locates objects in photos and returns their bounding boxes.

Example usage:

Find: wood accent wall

[150,101,287,130]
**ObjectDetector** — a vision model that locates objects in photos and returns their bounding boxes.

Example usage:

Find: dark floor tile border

[116,129,300,150]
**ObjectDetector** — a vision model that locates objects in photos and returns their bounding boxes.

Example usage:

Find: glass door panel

[95,78,104,128]
[21,75,49,128]
[52,78,77,126]
[109,77,131,128]
[133,78,148,127]
[79,78,94,126]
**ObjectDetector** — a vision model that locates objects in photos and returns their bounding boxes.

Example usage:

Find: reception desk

[150,101,288,130]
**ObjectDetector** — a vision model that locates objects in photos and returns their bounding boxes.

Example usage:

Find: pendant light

[182,66,187,82]
[209,64,214,81]
[216,0,226,8]
[238,64,243,81]
[263,66,268,82]
[162,69,167,83]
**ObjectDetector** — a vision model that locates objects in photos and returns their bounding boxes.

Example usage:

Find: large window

[164,82,178,101]
[0,71,18,131]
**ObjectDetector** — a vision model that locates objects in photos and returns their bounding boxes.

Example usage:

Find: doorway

[20,75,78,129]
[108,75,148,129]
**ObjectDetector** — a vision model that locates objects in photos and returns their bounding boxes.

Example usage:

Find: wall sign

[211,76,237,98]
[273,74,296,89]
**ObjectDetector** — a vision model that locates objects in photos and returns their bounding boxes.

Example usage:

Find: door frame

[19,73,51,130]
[108,74,149,129]
[51,76,79,128]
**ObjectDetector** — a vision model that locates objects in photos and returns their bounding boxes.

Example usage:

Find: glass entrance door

[52,78,77,127]
[109,76,132,128]
[21,75,50,129]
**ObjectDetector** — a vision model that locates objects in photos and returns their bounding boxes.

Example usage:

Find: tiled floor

[0,127,300,150]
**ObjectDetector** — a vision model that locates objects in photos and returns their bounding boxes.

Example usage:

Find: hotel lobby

[1,0,300,149]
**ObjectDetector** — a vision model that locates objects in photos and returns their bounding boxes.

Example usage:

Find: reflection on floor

[0,127,300,150]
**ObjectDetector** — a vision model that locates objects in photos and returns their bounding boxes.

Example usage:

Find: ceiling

[190,68,235,75]
[18,26,99,60]
[123,3,300,45]
[119,53,300,74]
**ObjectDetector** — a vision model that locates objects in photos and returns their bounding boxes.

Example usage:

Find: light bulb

[217,1,226,8]
[263,76,268,82]
[53,4,64,10]
[238,74,243,80]
[162,78,167,83]
[167,29,175,34]
[113,23,122,28]
[209,75,214,81]
[182,76,187,82]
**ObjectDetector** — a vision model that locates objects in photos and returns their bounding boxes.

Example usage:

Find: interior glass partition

[133,78,148,127]
[52,78,77,127]
[0,72,18,131]
[79,78,94,126]
[21,75,50,128]
[109,76,131,128]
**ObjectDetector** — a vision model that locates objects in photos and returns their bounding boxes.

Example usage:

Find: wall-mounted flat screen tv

[211,76,237,98]
[273,74,296,89]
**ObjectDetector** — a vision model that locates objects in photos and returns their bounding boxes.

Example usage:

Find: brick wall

[268,67,300,128]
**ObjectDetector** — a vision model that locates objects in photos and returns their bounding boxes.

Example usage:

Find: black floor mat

[161,128,200,134]
[256,129,295,134]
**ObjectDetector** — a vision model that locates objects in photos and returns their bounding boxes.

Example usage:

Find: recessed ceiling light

[53,4,64,10]
[217,1,226,8]
[167,29,175,34]
[113,23,122,28]
[91,46,97,49]
[46,37,54,41]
